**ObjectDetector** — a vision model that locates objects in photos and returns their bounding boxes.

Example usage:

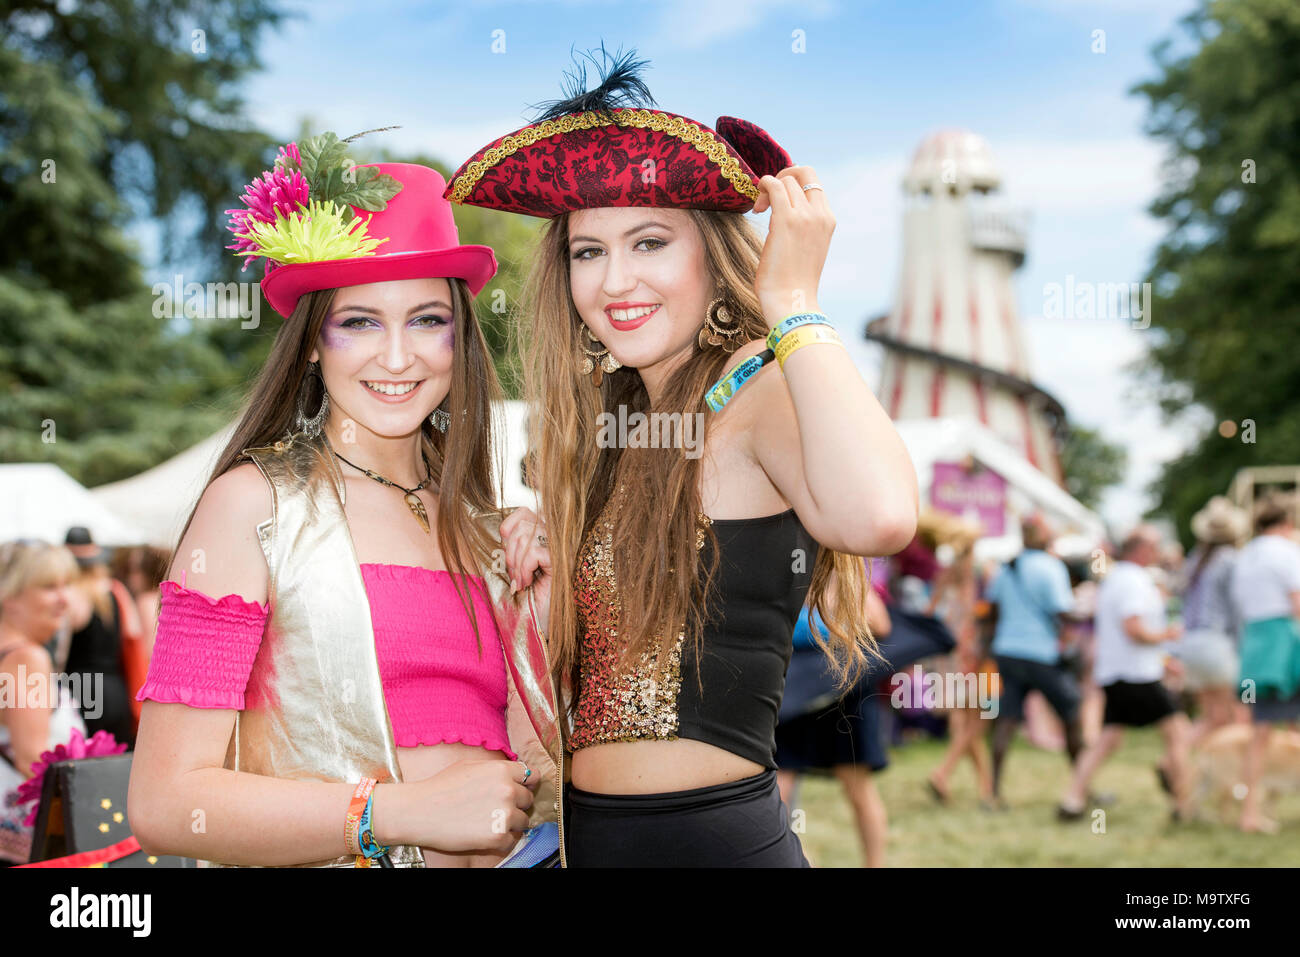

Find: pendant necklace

[333,450,434,534]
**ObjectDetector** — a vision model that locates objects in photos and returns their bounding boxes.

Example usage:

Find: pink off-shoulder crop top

[136,564,515,759]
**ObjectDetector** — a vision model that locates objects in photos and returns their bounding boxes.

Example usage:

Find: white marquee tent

[37,403,1100,558]
[86,403,539,548]
[89,423,238,549]
[895,416,1107,561]
[0,463,144,546]
[15,400,1102,556]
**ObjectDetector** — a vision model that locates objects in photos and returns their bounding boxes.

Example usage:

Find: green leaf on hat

[297,131,350,192]
[297,133,403,222]
[315,165,397,207]
[329,171,403,213]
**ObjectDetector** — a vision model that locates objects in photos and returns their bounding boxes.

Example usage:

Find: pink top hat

[229,148,497,318]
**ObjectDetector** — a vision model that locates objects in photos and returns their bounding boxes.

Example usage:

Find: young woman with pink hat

[451,52,918,866]
[127,134,562,867]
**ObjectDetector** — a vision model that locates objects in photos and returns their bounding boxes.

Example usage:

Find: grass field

[790,728,1300,867]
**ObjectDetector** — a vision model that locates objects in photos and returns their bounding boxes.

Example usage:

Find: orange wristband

[344,777,377,857]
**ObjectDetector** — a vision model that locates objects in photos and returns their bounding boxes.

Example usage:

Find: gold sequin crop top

[569,485,819,768]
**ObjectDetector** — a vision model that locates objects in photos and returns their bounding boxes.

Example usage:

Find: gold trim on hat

[447,109,760,206]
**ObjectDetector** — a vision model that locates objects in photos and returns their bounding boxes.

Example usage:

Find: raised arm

[725,166,918,556]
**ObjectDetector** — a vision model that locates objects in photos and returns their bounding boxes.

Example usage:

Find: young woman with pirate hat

[450,51,918,866]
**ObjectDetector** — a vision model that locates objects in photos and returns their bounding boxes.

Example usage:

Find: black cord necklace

[333,450,434,534]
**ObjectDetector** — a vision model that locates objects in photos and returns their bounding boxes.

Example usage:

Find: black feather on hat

[532,44,657,123]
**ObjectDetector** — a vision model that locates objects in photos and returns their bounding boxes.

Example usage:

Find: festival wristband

[704,348,775,412]
[357,790,391,861]
[345,777,376,857]
[765,312,831,352]
[775,325,843,368]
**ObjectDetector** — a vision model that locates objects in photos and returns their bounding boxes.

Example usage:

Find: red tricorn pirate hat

[444,51,792,218]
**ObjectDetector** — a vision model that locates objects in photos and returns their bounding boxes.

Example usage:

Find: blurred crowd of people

[5,489,1299,867]
[777,490,1300,865]
[0,529,169,864]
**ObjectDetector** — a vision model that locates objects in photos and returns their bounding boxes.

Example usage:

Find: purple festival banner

[930,461,1007,537]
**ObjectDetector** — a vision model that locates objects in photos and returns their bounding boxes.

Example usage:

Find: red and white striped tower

[867,130,1065,484]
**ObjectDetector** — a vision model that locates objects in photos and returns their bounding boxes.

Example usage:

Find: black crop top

[569,485,819,768]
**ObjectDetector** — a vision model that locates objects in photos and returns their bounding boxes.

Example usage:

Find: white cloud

[995,136,1167,215]
[809,154,908,317]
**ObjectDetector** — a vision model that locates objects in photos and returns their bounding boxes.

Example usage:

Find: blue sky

[228,0,1206,532]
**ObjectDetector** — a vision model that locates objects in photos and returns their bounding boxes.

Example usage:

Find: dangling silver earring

[294,360,329,439]
[431,408,450,433]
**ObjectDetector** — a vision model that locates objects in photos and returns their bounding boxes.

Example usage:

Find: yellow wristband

[775,325,843,368]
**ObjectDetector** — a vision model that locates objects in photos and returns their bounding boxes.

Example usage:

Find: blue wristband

[704,349,775,412]
[357,791,391,860]
[766,312,831,352]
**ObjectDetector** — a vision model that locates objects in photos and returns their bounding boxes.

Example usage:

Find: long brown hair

[520,209,878,696]
[172,277,507,640]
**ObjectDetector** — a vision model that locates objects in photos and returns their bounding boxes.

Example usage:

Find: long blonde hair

[173,278,507,640]
[520,209,878,696]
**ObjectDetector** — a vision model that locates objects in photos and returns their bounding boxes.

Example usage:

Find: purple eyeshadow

[320,322,354,350]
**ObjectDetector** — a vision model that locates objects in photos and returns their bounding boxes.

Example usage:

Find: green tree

[1,1,284,485]
[1059,424,1127,512]
[1133,0,1300,543]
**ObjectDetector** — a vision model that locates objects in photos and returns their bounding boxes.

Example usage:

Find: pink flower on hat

[225,165,310,269]
[277,141,301,170]
[15,728,128,827]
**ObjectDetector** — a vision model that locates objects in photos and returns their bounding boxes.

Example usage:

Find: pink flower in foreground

[235,167,309,227]
[225,165,309,269]
[277,141,301,169]
[16,728,127,827]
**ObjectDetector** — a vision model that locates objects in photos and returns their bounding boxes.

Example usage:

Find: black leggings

[564,770,809,867]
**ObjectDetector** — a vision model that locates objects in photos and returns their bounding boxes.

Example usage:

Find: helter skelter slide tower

[866,130,1066,485]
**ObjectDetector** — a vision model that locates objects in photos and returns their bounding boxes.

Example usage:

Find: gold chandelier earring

[698,297,743,353]
[580,326,622,387]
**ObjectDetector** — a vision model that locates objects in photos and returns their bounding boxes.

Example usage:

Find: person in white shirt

[1058,525,1191,821]
[1230,493,1300,833]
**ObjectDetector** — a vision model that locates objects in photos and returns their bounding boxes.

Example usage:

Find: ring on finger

[802,183,824,193]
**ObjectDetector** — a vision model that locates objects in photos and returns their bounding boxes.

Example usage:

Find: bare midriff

[394,741,510,868]
[570,738,765,794]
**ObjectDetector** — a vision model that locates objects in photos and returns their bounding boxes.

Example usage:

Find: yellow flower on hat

[234,199,390,265]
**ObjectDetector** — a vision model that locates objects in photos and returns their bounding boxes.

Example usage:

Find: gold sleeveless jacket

[214,429,563,867]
